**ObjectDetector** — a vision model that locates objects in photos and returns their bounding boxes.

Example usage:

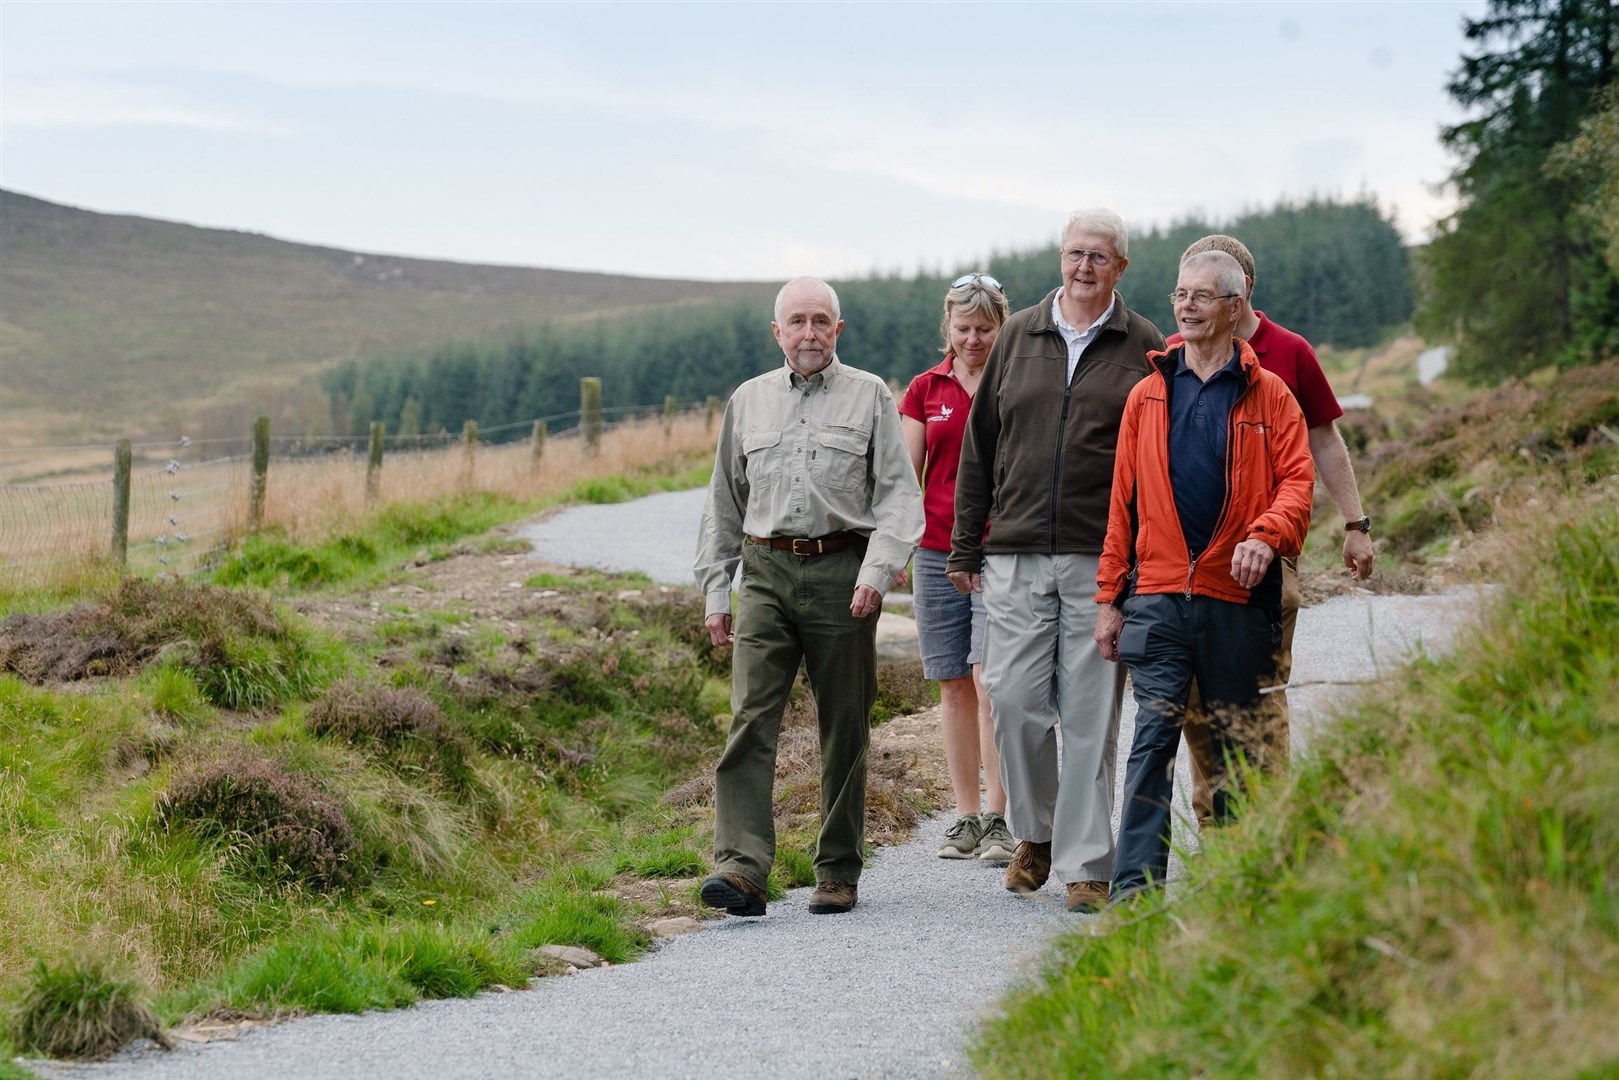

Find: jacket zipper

[1049,378,1073,553]
[1193,367,1255,597]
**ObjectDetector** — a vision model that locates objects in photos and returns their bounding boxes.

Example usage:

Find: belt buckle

[790,537,819,556]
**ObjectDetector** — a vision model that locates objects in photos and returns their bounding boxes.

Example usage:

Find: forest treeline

[323,198,1412,439]
[1417,0,1619,380]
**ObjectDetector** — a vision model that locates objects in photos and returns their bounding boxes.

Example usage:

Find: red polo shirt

[1168,311,1343,428]
[898,355,976,552]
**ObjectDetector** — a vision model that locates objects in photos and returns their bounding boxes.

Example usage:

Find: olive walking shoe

[936,815,983,859]
[1003,840,1052,894]
[1064,880,1109,913]
[699,872,766,917]
[974,812,1015,862]
[807,880,858,914]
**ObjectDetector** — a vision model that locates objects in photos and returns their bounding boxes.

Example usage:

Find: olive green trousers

[712,541,878,890]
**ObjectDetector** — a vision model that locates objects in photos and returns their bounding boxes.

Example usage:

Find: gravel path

[35,495,1486,1080]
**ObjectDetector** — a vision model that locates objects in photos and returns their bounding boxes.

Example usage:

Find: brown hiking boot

[699,872,767,917]
[1065,880,1109,913]
[1003,840,1052,894]
[807,880,858,914]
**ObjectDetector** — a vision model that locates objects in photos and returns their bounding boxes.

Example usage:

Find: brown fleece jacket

[948,289,1165,571]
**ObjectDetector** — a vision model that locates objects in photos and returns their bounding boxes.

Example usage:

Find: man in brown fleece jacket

[948,208,1165,913]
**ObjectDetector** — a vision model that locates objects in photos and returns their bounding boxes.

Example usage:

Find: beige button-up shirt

[694,357,924,618]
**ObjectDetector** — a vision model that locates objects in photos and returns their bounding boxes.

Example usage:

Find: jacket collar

[1028,288,1131,337]
[1149,338,1261,387]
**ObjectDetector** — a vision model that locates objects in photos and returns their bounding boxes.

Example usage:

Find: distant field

[0,190,775,444]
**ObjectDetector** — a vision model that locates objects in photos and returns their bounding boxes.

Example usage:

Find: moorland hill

[0,190,773,443]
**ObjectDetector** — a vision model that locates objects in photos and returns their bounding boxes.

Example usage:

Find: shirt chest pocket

[742,429,784,489]
[813,424,870,493]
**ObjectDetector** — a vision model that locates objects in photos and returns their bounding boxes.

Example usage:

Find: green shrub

[871,660,936,723]
[9,956,166,1061]
[159,748,361,889]
[307,680,473,792]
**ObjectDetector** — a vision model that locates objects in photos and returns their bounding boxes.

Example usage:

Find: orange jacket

[1096,340,1314,607]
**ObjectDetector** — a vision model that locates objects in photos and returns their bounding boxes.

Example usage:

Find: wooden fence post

[581,378,603,456]
[531,419,547,469]
[706,395,720,433]
[461,421,478,489]
[111,438,132,565]
[366,421,385,505]
[250,417,270,531]
[663,395,676,436]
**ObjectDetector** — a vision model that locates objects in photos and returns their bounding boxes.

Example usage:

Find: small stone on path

[647,917,704,939]
[538,944,604,970]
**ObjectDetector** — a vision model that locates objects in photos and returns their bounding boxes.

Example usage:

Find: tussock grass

[0,553,738,1063]
[977,492,1619,1079]
[8,956,167,1061]
[307,680,475,793]
[1361,358,1619,561]
[159,748,361,890]
[0,576,342,709]
[189,922,531,1017]
[500,874,650,965]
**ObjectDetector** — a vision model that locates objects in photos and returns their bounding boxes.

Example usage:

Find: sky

[1,0,1484,281]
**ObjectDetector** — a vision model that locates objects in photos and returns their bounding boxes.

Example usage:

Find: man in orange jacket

[1092,250,1315,899]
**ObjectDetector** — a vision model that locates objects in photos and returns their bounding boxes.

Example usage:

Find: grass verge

[977,489,1619,1077]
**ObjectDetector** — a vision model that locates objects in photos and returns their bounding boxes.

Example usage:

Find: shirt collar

[1174,344,1243,379]
[1051,292,1116,341]
[780,354,843,390]
[1248,311,1274,354]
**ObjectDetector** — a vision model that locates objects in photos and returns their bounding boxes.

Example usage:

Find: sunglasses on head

[951,273,1004,292]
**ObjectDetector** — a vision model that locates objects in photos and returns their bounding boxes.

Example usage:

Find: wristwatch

[1345,516,1372,535]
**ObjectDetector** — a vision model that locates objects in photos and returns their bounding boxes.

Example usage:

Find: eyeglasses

[1062,249,1116,267]
[1169,289,1240,306]
[951,273,1003,291]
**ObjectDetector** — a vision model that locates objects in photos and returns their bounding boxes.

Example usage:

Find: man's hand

[946,570,981,596]
[1343,530,1374,580]
[705,612,734,647]
[850,584,883,619]
[1093,605,1124,663]
[891,567,909,590]
[1230,538,1276,589]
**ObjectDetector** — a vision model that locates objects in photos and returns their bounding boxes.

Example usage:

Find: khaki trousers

[712,542,877,890]
[1183,556,1298,824]
[981,553,1125,884]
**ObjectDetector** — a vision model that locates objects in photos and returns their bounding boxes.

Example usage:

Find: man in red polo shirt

[1170,234,1373,822]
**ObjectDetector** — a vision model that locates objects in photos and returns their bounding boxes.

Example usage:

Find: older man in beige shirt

[694,276,922,917]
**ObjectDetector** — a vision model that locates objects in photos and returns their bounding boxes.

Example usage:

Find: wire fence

[0,394,721,588]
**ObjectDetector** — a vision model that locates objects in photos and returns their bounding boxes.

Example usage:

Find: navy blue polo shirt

[1168,346,1244,557]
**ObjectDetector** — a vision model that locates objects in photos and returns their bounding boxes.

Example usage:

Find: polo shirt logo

[929,405,954,423]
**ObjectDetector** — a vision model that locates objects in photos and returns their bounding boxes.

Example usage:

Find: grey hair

[773,276,841,324]
[1180,251,1246,298]
[939,276,1010,354]
[1061,208,1129,257]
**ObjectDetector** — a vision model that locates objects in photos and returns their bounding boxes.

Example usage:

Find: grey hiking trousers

[981,553,1125,885]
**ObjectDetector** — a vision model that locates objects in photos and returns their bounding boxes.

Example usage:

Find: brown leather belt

[745,532,863,557]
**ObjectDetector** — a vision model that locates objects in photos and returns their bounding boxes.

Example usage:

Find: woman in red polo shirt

[898,274,1013,862]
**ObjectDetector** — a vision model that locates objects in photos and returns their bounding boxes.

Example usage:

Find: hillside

[0,190,774,443]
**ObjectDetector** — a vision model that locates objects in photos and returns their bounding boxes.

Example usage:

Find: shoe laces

[943,817,977,839]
